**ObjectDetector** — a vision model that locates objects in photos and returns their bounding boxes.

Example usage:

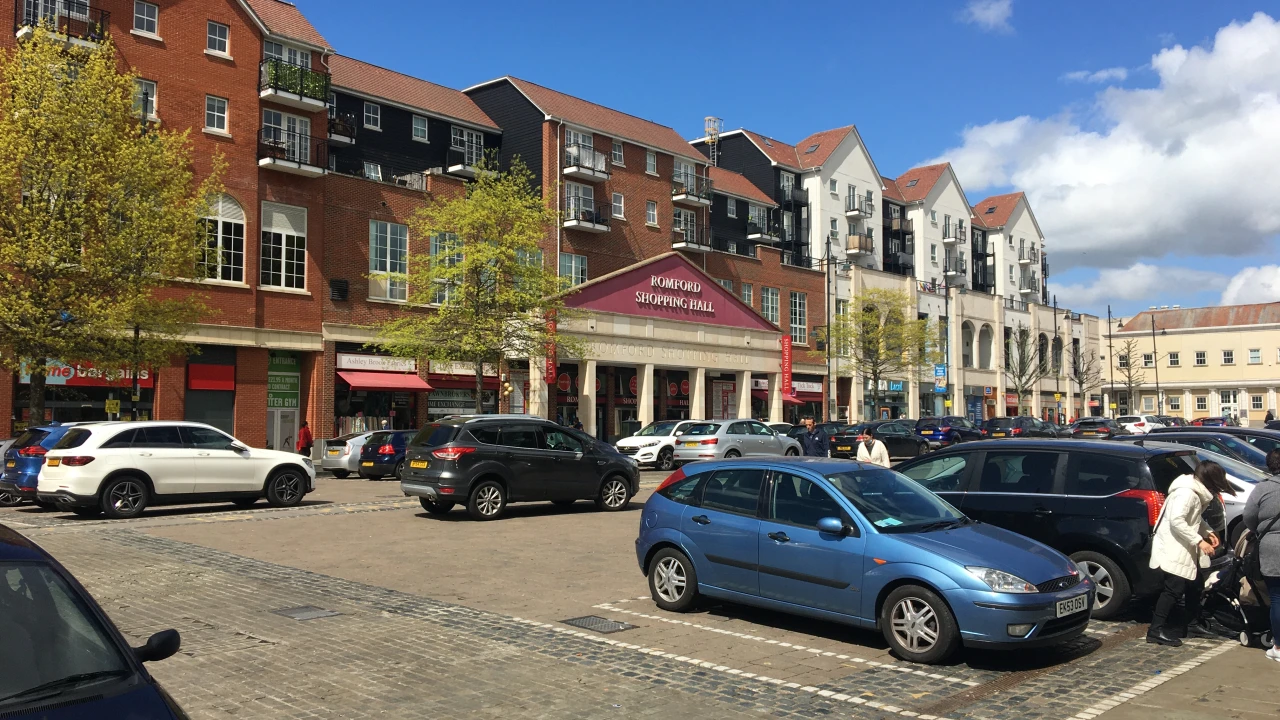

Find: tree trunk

[29,359,46,428]
[474,360,485,414]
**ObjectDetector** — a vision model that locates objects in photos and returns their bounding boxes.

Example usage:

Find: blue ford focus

[635,458,1093,664]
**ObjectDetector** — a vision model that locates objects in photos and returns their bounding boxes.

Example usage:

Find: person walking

[1267,409,1275,423]
[296,421,313,457]
[1243,448,1280,661]
[1147,460,1234,646]
[856,430,891,468]
[797,417,829,458]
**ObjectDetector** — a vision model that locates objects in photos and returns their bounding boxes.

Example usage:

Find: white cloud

[960,0,1013,33]
[1050,263,1226,311]
[930,12,1280,272]
[1062,67,1129,83]
[1221,265,1280,305]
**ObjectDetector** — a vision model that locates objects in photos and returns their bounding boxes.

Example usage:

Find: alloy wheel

[272,473,302,504]
[1081,560,1114,609]
[601,479,628,509]
[653,556,687,603]
[0,490,20,507]
[658,449,674,471]
[109,481,145,514]
[475,485,502,516]
[890,597,939,653]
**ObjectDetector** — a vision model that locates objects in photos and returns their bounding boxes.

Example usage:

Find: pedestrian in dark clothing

[798,417,829,457]
[1267,410,1275,423]
[1244,448,1280,661]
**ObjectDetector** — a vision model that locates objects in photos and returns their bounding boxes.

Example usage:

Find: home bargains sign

[20,360,154,388]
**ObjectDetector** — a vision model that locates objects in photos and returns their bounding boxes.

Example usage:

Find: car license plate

[1055,593,1088,618]
[409,460,428,469]
[4,460,13,468]
[684,442,698,448]
[1083,431,1095,437]
[361,461,374,467]
[992,432,1006,437]
[836,445,851,451]
[327,448,340,456]
[47,458,59,467]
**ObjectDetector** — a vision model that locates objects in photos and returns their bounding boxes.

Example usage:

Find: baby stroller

[1202,529,1273,647]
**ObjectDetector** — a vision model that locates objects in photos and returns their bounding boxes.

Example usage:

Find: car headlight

[637,440,661,448]
[965,566,1037,593]
[301,458,314,469]
[1073,559,1091,579]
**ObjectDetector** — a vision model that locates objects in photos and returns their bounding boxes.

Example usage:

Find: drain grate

[561,615,636,634]
[271,605,342,621]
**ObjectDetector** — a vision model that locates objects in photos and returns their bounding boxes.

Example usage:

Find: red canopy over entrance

[336,371,432,392]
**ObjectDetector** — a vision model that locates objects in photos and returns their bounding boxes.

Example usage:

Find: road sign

[104,399,120,414]
[1109,402,1118,409]
[1054,393,1061,401]
[943,399,953,409]
[933,364,947,378]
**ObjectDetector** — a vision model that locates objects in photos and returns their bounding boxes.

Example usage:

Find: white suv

[615,420,698,470]
[37,421,316,519]
[1117,415,1165,435]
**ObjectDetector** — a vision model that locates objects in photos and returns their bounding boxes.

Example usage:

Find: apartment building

[972,192,1050,306]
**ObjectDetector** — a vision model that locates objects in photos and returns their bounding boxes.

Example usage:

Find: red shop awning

[781,393,804,406]
[795,391,824,403]
[751,389,769,402]
[428,374,500,390]
[337,371,432,392]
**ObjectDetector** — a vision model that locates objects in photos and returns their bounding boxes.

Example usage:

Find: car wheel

[231,498,259,508]
[596,477,630,512]
[100,476,148,519]
[71,506,102,518]
[265,469,306,508]
[331,470,350,479]
[649,547,698,612]
[784,447,799,457]
[0,490,21,507]
[724,449,741,459]
[392,461,405,481]
[880,585,960,664]
[1228,519,1245,550]
[467,480,506,521]
[1070,551,1130,620]
[657,447,674,471]
[419,497,454,515]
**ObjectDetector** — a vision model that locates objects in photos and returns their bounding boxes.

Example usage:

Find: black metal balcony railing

[710,232,755,257]
[259,57,330,103]
[672,173,712,201]
[258,127,326,168]
[563,198,610,227]
[1005,297,1029,312]
[745,220,780,238]
[16,0,107,41]
[448,143,483,169]
[781,251,818,269]
[327,112,357,138]
[885,216,913,233]
[944,255,967,274]
[972,235,990,255]
[777,185,808,205]
[845,195,875,216]
[918,280,947,296]
[564,143,608,173]
[672,226,710,250]
[942,224,961,240]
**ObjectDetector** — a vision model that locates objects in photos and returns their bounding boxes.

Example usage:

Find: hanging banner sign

[780,336,793,396]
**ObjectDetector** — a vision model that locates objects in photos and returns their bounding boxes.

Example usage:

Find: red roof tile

[1119,303,1280,332]
[894,163,949,203]
[242,0,329,48]
[485,77,703,162]
[881,176,905,203]
[738,130,802,170]
[708,167,775,206]
[794,126,854,169]
[329,56,498,131]
[972,192,1025,228]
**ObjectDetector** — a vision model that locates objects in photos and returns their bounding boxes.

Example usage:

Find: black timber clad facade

[465,81,544,183]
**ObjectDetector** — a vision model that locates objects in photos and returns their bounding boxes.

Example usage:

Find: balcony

[942,224,961,244]
[562,144,609,181]
[711,233,755,257]
[777,185,808,205]
[672,173,712,207]
[257,128,326,177]
[746,220,780,243]
[447,144,483,178]
[1041,253,1050,279]
[781,251,818,269]
[972,234,990,256]
[918,280,947,296]
[845,232,874,257]
[562,198,610,233]
[845,195,874,219]
[327,113,357,145]
[885,238,915,267]
[1019,272,1040,294]
[944,255,967,276]
[672,227,711,253]
[259,58,330,111]
[886,216,912,233]
[15,0,106,46]
[1005,296,1029,312]
[1018,245,1039,264]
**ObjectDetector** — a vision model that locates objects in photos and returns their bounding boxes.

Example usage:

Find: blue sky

[299,0,1280,318]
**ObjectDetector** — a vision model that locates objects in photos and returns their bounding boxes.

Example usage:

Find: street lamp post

[1150,315,1163,415]
[1106,306,1117,418]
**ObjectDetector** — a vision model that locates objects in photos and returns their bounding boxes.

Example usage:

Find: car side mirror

[226,442,248,452]
[816,516,847,536]
[134,629,181,663]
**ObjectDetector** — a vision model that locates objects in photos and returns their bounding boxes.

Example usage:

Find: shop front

[789,376,825,424]
[333,352,431,434]
[963,385,992,423]
[266,352,302,451]
[426,361,498,420]
[15,359,156,432]
[863,379,908,420]
[1005,392,1020,417]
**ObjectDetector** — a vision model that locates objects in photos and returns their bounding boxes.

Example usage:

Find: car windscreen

[683,423,720,436]
[1187,449,1266,483]
[51,429,92,450]
[1218,436,1269,466]
[411,425,457,448]
[824,468,964,533]
[634,421,680,437]
[10,430,50,449]
[985,418,1015,428]
[0,562,133,708]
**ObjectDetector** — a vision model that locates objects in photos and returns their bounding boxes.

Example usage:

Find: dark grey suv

[399,416,640,520]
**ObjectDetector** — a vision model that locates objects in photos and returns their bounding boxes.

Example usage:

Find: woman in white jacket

[1146,460,1235,646]
[856,433,891,468]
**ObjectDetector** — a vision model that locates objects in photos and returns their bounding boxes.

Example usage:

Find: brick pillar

[0,371,13,439]
[416,358,431,427]
[235,347,269,447]
[153,355,186,421]
[320,342,336,437]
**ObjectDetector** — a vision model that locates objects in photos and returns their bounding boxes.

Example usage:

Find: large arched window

[200,193,245,282]
[978,324,994,369]
[961,322,975,368]
[1037,333,1050,374]
[1051,336,1064,374]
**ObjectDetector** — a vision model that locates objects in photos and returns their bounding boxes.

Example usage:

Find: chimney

[1148,306,1157,310]
[1160,305,1169,310]
[1172,305,1181,309]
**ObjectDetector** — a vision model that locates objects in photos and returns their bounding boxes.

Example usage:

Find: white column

[1240,386,1250,425]
[527,357,550,419]
[1102,389,1110,418]
[1269,387,1277,419]
[690,367,707,421]
[578,360,597,436]
[1209,388,1219,417]
[736,370,752,420]
[908,377,919,420]
[637,363,655,426]
[769,372,783,423]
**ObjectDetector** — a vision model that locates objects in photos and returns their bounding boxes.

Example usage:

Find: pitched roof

[794,126,855,169]
[708,166,775,206]
[972,192,1026,229]
[894,163,950,203]
[471,77,703,162]
[1119,303,1280,332]
[881,176,906,203]
[241,0,329,48]
[329,56,499,131]
[738,130,802,170]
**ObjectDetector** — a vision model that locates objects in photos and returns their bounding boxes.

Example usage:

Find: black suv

[895,439,1199,619]
[399,416,640,520]
[981,416,1056,439]
[1149,425,1280,456]
[1133,430,1269,471]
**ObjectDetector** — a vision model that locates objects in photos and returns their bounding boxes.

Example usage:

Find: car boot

[1146,628,1183,647]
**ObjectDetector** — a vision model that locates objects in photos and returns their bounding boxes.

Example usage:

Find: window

[741,283,753,306]
[1009,265,1015,282]
[829,217,838,238]
[1250,348,1262,365]
[612,141,624,164]
[500,426,542,450]
[645,200,657,225]
[559,253,587,287]
[789,291,807,345]
[725,198,736,218]
[930,209,938,224]
[749,204,768,229]
[264,41,309,67]
[1253,395,1265,411]
[429,233,461,304]
[762,287,779,324]
[930,244,937,263]
[204,95,227,132]
[898,454,969,492]
[1142,396,1154,411]
[412,115,428,142]
[369,221,408,301]
[262,109,311,163]
[1142,353,1154,368]
[1223,349,1234,365]
[260,202,307,290]
[133,1,157,34]
[135,425,183,448]
[1064,454,1141,496]
[450,126,484,166]
[673,208,696,243]
[1195,351,1207,366]
[779,172,795,198]
[783,211,794,242]
[1117,354,1129,369]
[716,279,733,292]
[1169,396,1181,411]
[975,451,1059,494]
[645,151,657,174]
[206,21,228,53]
[767,472,844,529]
[1196,396,1208,411]
[182,426,234,450]
[199,194,245,282]
[699,468,764,516]
[544,427,584,453]
[363,162,382,182]
[657,471,703,505]
[611,192,624,219]
[134,79,156,118]
[363,102,380,130]
[829,178,838,193]
[1168,351,1180,367]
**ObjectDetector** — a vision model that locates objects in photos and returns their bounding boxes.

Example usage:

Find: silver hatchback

[671,419,802,463]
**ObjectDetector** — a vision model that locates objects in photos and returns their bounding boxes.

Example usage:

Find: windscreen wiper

[0,669,131,705]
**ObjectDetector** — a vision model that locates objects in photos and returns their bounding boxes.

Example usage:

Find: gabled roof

[894,163,950,203]
[240,0,329,49]
[708,167,775,206]
[1119,303,1280,332]
[465,77,704,162]
[737,130,803,171]
[794,126,854,169]
[329,56,499,131]
[881,176,906,203]
[971,192,1026,229]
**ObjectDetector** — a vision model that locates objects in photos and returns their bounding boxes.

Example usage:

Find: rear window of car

[413,424,459,447]
[683,423,720,436]
[366,432,391,447]
[1147,452,1198,493]
[11,429,50,449]
[1117,416,1141,423]
[52,428,92,449]
[916,418,940,428]
[985,418,1015,428]
[1075,418,1108,425]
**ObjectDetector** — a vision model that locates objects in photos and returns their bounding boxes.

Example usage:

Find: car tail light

[699,437,719,445]
[939,426,951,433]
[17,445,47,457]
[377,443,396,454]
[1118,488,1166,527]
[61,456,94,467]
[1134,422,1145,428]
[431,447,476,461]
[981,428,989,436]
[1012,427,1024,436]
[656,467,686,493]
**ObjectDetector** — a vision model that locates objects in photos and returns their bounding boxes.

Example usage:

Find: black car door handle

[1032,506,1053,516]
[691,515,711,525]
[767,531,790,543]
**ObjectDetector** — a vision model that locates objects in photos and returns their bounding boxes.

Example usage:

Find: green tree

[824,288,938,419]
[1003,325,1049,412]
[376,157,581,413]
[0,27,217,423]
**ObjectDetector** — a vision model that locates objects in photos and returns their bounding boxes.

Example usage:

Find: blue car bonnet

[892,522,1076,584]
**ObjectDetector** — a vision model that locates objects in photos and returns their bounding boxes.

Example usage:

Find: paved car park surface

[0,470,1269,720]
